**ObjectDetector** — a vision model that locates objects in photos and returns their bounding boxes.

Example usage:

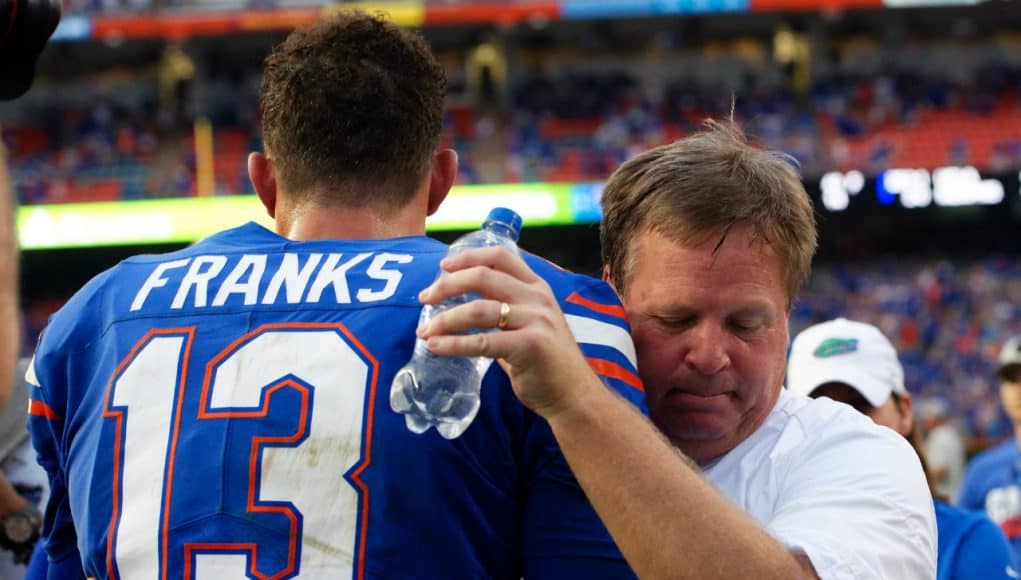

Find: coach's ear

[249,152,277,218]
[426,149,458,216]
[602,265,619,295]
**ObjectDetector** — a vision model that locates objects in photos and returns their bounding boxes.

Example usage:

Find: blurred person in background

[0,360,47,580]
[788,317,1017,580]
[0,148,47,580]
[958,334,1021,566]
[0,143,20,408]
[920,397,966,501]
[24,12,644,579]
[419,121,936,578]
[3,0,64,574]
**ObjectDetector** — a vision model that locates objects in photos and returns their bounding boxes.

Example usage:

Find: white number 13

[107,324,378,579]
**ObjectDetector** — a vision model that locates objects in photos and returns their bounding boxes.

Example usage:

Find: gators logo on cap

[814,338,858,358]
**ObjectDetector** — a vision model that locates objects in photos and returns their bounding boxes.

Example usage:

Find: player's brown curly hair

[259,11,446,207]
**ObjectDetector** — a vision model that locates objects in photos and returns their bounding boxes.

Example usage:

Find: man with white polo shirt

[422,124,938,578]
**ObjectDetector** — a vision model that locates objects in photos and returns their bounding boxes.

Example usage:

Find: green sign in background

[17,183,589,250]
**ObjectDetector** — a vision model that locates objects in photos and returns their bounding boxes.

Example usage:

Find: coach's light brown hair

[600,120,818,308]
[259,11,446,207]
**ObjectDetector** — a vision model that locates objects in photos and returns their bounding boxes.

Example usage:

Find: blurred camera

[0,0,61,101]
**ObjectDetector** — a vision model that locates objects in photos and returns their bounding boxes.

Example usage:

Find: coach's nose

[683,322,731,376]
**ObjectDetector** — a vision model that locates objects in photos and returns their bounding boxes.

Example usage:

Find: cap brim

[998,363,1021,381]
[791,365,892,408]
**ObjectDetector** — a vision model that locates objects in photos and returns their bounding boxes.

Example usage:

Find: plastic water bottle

[390,207,523,439]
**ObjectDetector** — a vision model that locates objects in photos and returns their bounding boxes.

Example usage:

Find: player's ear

[426,149,458,216]
[249,152,277,218]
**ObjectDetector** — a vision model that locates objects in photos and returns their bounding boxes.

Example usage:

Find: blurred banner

[15,182,602,249]
[560,0,748,18]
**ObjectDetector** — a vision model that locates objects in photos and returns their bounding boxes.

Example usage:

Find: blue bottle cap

[484,207,523,240]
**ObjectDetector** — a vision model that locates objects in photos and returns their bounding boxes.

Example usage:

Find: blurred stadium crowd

[2,8,1019,203]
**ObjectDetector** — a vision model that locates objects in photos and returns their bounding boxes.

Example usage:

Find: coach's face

[619,225,790,465]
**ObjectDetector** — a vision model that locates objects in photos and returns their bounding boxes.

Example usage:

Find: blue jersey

[934,500,1018,580]
[27,222,645,580]
[957,439,1021,564]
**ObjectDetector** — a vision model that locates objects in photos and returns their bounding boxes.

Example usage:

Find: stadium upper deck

[3,4,1018,205]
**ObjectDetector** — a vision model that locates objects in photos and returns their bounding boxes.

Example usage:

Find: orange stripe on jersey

[28,400,61,420]
[587,358,644,393]
[566,292,626,321]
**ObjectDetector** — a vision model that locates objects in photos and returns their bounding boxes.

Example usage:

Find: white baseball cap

[787,317,906,407]
[998,334,1021,381]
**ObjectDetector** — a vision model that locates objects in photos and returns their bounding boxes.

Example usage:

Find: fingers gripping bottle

[390,207,523,439]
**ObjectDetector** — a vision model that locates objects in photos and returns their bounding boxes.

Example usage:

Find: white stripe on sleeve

[25,356,39,388]
[564,314,638,369]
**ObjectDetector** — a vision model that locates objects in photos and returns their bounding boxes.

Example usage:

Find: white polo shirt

[703,389,937,579]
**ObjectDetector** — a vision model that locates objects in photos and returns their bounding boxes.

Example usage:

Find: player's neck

[279,203,427,241]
